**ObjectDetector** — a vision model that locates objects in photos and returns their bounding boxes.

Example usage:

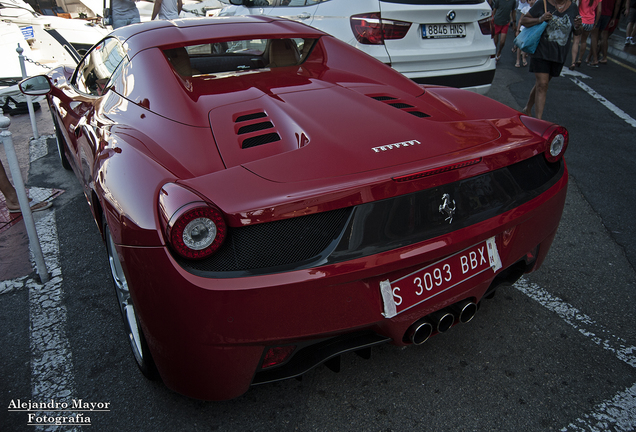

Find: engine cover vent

[369,95,430,119]
[234,111,281,149]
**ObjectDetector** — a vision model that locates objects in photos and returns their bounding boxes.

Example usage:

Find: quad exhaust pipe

[405,300,478,345]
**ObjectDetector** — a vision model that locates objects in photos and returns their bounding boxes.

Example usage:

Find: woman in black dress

[521,0,583,119]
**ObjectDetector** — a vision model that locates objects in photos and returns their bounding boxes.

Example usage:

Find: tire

[50,111,72,171]
[104,223,160,380]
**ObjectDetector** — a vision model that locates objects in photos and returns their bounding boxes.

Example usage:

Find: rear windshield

[163,38,316,77]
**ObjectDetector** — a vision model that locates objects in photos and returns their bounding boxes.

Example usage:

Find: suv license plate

[380,237,502,318]
[422,23,466,39]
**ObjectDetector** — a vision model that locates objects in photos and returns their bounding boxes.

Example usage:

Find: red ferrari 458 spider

[20,15,568,401]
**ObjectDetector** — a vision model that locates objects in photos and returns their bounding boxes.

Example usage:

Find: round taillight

[169,206,226,259]
[544,126,568,163]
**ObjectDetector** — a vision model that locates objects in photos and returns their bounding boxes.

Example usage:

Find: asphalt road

[1,34,635,432]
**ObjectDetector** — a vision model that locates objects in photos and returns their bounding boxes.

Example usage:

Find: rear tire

[104,223,160,380]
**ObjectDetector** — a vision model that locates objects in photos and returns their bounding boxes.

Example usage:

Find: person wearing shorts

[491,0,517,62]
[521,0,582,119]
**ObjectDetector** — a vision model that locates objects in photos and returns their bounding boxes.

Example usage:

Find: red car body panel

[25,16,569,400]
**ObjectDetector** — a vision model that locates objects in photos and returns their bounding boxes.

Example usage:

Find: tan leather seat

[267,39,300,68]
[166,47,195,77]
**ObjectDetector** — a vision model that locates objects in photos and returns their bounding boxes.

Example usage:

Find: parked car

[218,0,496,94]
[20,15,568,401]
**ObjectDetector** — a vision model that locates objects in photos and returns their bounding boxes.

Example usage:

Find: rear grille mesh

[176,207,352,276]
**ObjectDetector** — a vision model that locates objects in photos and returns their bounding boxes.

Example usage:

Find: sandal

[515,62,521,68]
[576,61,581,67]
[523,59,528,66]
[568,63,576,70]
[6,201,52,213]
[599,59,608,64]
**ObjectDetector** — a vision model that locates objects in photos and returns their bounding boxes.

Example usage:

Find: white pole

[16,44,40,140]
[0,108,49,283]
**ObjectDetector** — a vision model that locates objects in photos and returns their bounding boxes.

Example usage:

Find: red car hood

[208,79,501,184]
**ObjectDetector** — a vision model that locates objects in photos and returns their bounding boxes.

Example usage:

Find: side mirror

[18,75,52,96]
[229,0,244,5]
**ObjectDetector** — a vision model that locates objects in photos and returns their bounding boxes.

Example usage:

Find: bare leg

[600,30,609,61]
[523,84,536,116]
[0,161,19,209]
[590,28,600,64]
[533,73,551,120]
[571,33,581,64]
[497,33,508,59]
[580,29,593,64]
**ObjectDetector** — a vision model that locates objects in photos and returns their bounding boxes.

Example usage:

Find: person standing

[570,0,602,68]
[521,0,583,119]
[594,0,624,62]
[111,0,141,29]
[626,0,636,44]
[1,160,51,213]
[152,0,182,21]
[492,0,518,62]
[515,0,536,66]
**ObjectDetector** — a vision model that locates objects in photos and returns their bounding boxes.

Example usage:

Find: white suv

[218,0,496,94]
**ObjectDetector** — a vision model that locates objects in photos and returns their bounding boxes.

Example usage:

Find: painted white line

[514,278,636,431]
[514,278,636,368]
[29,210,78,431]
[569,77,636,128]
[561,383,636,432]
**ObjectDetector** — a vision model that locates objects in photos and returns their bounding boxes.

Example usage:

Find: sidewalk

[607,19,636,65]
[0,105,55,281]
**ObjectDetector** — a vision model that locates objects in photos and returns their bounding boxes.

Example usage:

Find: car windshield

[163,38,317,77]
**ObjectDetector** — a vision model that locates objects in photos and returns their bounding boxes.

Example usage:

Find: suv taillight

[351,13,412,45]
[478,17,492,35]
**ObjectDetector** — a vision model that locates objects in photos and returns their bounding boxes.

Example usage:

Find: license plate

[422,23,466,39]
[380,237,501,318]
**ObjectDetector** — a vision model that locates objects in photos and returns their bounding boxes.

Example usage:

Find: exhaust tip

[430,311,455,333]
[454,301,478,324]
[407,320,434,345]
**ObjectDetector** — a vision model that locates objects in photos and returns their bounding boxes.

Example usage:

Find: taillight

[159,183,227,260]
[543,125,568,163]
[168,206,227,260]
[478,17,492,35]
[351,13,412,45]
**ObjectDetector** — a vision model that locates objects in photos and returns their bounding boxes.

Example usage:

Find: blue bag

[514,21,548,54]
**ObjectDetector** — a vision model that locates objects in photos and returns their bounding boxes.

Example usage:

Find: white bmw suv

[218,0,496,94]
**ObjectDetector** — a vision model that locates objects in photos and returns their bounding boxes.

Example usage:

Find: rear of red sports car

[28,17,568,400]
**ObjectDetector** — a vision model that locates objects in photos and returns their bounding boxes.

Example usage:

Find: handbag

[514,21,548,54]
[514,0,549,54]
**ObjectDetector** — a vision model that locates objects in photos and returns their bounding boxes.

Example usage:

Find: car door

[67,37,127,200]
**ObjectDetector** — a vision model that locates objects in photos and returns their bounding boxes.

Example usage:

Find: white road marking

[514,278,636,431]
[29,210,78,431]
[561,383,636,432]
[569,78,636,128]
